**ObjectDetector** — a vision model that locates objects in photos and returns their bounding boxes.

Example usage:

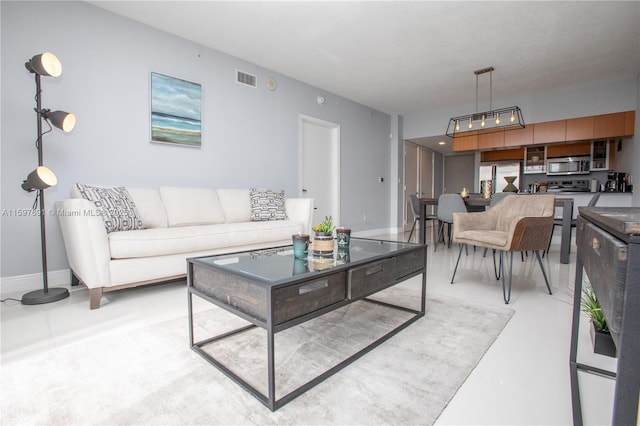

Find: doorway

[404,142,434,232]
[299,115,340,227]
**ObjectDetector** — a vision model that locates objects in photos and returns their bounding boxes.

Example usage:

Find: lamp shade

[21,166,57,192]
[25,52,62,77]
[43,110,76,132]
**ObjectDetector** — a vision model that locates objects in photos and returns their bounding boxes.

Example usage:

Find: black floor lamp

[21,52,76,305]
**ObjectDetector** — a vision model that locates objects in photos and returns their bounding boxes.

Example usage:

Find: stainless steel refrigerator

[479,161,522,194]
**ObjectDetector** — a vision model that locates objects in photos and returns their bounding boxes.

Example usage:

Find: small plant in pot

[581,285,617,358]
[312,216,335,255]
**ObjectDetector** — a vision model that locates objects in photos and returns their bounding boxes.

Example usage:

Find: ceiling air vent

[236,70,257,88]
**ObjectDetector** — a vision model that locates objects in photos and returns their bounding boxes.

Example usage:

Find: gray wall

[1,1,391,278]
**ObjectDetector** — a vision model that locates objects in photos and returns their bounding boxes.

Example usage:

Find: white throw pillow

[216,189,251,223]
[126,188,168,228]
[159,187,225,227]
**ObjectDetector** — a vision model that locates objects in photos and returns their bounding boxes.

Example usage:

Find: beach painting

[150,72,202,147]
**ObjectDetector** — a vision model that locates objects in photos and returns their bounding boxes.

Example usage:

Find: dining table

[419,195,574,264]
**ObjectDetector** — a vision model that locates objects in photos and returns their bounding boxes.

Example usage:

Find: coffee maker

[606,172,627,192]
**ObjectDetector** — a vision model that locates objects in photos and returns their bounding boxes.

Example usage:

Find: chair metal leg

[450,244,465,283]
[492,249,501,280]
[500,251,513,304]
[534,250,553,295]
[434,222,444,252]
[408,219,417,242]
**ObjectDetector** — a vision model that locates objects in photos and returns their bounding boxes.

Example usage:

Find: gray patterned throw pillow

[76,183,144,232]
[249,188,287,221]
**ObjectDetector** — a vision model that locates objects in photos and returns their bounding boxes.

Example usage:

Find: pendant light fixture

[446,66,525,138]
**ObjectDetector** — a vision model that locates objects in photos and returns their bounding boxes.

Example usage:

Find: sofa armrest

[56,199,112,289]
[285,198,314,234]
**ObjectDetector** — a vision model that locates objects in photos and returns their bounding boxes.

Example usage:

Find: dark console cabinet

[570,207,640,425]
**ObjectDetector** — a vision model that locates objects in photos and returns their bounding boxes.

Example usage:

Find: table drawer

[576,217,628,334]
[273,272,346,324]
[193,266,268,321]
[347,248,425,299]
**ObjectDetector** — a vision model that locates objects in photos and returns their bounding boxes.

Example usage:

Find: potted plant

[312,216,335,255]
[581,285,617,358]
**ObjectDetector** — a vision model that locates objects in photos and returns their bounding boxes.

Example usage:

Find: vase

[589,322,617,358]
[312,232,334,256]
[503,176,518,192]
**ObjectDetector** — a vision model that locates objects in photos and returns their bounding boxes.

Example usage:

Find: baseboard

[0,269,71,297]
[353,227,401,238]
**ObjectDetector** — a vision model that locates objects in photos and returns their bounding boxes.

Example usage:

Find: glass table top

[191,238,423,284]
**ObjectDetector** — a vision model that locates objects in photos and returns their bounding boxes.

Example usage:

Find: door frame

[298,114,341,226]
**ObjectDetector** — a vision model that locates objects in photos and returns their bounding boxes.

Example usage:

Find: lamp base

[21,287,69,305]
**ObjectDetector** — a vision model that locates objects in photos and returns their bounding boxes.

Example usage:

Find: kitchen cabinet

[452,133,478,152]
[504,125,533,147]
[565,116,594,141]
[481,147,523,162]
[477,130,504,149]
[591,140,610,170]
[524,145,546,174]
[533,120,566,144]
[546,141,591,158]
[593,111,635,139]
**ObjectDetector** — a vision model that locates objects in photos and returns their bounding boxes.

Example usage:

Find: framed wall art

[150,72,202,147]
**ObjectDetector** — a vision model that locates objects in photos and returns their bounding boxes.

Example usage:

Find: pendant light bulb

[455,120,460,132]
[495,113,501,125]
[481,115,486,128]
[510,109,516,123]
[468,118,473,129]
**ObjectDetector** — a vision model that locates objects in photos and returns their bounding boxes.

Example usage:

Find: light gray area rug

[1,287,513,425]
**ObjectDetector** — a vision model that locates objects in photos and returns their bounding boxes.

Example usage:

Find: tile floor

[1,226,619,425]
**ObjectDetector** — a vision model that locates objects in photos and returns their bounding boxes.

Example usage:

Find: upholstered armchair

[450,194,556,303]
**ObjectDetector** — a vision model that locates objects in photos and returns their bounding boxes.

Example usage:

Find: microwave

[546,156,591,175]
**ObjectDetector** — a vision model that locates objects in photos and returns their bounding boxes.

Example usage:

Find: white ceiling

[88,1,640,153]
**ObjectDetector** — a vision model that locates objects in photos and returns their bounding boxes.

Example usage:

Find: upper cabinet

[504,125,533,147]
[591,140,610,170]
[452,132,478,152]
[565,116,594,141]
[477,130,504,150]
[533,120,566,144]
[593,111,635,138]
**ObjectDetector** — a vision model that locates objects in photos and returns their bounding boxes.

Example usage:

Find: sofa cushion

[75,183,144,233]
[160,187,225,227]
[126,188,168,228]
[108,220,304,259]
[249,188,287,221]
[216,189,251,223]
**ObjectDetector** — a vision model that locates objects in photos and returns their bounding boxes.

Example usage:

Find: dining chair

[408,194,437,243]
[544,192,600,256]
[450,194,556,304]
[482,192,515,257]
[435,193,467,251]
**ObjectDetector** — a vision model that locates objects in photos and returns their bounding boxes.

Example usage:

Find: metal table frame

[187,240,428,411]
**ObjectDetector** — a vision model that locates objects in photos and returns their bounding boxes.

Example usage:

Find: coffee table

[187,237,427,411]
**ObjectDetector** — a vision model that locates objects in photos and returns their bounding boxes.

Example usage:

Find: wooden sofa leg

[89,288,103,310]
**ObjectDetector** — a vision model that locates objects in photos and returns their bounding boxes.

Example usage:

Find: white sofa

[56,185,313,309]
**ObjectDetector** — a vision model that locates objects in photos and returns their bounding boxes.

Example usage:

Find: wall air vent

[236,70,257,88]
